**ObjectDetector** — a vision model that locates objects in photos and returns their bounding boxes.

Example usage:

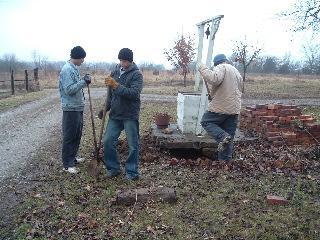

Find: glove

[105,76,119,89]
[98,109,104,119]
[83,74,91,84]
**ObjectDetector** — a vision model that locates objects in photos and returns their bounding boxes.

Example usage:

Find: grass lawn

[0,90,49,112]
[12,98,320,240]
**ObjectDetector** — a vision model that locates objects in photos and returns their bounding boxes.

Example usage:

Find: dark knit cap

[118,48,133,62]
[70,46,86,59]
[213,53,227,66]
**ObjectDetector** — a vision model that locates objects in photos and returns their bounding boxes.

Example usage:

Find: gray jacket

[107,63,143,120]
[59,61,87,111]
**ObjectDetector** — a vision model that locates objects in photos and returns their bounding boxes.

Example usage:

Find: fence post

[33,68,39,90]
[25,70,29,92]
[11,70,15,95]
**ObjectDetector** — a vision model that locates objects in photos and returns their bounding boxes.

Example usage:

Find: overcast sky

[0,0,310,67]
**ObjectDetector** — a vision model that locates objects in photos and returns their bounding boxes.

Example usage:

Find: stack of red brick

[241,104,320,146]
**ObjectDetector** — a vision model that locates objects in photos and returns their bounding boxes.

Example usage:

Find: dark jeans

[103,119,140,179]
[62,111,83,168]
[201,111,238,161]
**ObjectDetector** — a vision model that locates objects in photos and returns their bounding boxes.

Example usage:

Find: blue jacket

[107,63,143,120]
[59,61,87,111]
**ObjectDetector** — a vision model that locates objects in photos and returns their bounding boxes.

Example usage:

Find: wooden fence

[0,68,40,96]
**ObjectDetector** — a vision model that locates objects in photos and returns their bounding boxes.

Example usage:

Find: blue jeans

[103,119,140,179]
[62,111,83,168]
[201,111,238,161]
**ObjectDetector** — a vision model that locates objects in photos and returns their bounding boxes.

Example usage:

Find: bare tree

[278,53,293,74]
[232,37,262,83]
[246,56,265,73]
[263,56,278,73]
[281,0,320,32]
[32,50,49,75]
[302,40,320,74]
[138,62,165,72]
[32,50,41,68]
[164,34,196,87]
[2,53,18,71]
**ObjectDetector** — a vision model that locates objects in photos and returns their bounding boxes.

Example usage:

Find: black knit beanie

[70,46,86,59]
[118,48,133,62]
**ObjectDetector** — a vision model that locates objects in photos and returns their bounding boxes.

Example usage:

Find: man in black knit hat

[100,48,143,180]
[59,46,91,174]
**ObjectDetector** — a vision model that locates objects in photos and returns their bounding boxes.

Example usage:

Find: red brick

[267,110,277,116]
[266,132,281,137]
[252,111,267,117]
[301,118,316,125]
[265,128,278,132]
[286,140,299,146]
[279,109,301,117]
[282,132,297,139]
[243,109,252,115]
[280,104,298,110]
[246,106,257,111]
[300,115,313,119]
[294,109,302,115]
[272,141,285,146]
[256,104,268,110]
[278,126,292,131]
[305,123,319,129]
[267,136,283,142]
[278,117,291,124]
[260,116,278,121]
[267,104,281,110]
[298,137,310,142]
[266,195,289,205]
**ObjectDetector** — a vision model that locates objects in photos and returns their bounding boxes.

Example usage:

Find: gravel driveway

[0,91,61,182]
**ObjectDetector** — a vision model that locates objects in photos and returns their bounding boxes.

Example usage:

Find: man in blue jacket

[59,46,91,174]
[101,48,143,180]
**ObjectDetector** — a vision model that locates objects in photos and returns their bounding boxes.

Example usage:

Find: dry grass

[244,73,320,99]
[32,70,320,98]
[0,89,49,111]
[0,70,319,114]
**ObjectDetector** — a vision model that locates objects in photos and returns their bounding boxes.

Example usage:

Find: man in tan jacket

[198,54,243,161]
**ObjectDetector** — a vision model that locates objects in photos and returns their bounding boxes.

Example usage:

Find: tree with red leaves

[164,34,196,87]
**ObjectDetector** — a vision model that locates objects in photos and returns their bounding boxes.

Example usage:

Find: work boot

[63,167,79,174]
[106,170,120,178]
[125,175,140,181]
[75,157,85,164]
[217,135,231,152]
